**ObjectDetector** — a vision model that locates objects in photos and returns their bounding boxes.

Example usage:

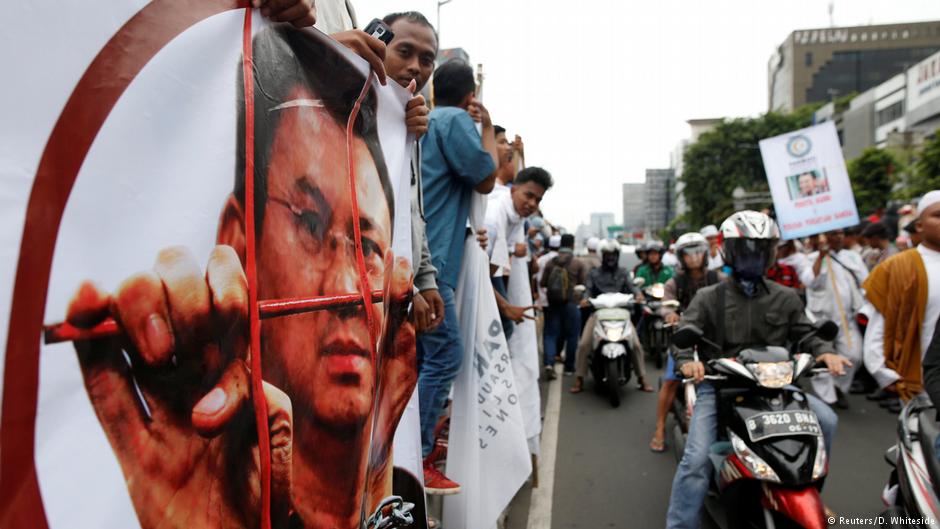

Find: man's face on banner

[253,85,391,431]
[798,172,816,197]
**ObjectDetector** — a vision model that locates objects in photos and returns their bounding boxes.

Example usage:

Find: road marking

[527,365,562,529]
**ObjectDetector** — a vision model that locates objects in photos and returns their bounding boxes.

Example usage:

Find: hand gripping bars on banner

[41,290,386,344]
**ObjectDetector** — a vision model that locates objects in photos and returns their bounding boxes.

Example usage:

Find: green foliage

[680,106,816,228]
[907,133,940,199]
[847,147,899,215]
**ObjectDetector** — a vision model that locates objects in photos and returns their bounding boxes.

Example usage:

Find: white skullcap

[918,190,940,217]
[700,225,719,238]
[586,237,600,251]
[549,235,562,249]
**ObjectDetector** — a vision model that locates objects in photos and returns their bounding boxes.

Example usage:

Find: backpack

[546,257,571,305]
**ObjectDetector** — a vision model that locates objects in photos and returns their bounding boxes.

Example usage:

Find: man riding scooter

[570,240,653,393]
[635,240,674,286]
[649,232,720,453]
[666,211,851,529]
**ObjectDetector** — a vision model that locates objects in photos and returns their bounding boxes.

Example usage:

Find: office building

[622,183,646,235]
[645,169,676,234]
[768,21,940,112]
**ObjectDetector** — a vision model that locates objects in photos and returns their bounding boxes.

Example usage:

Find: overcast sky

[352,0,940,231]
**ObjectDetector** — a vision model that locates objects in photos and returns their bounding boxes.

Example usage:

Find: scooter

[670,321,839,529]
[586,292,643,408]
[878,395,940,528]
[641,282,670,369]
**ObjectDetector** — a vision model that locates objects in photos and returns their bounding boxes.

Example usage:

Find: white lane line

[526,365,562,529]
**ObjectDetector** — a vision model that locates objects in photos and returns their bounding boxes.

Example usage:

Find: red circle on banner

[0,2,245,527]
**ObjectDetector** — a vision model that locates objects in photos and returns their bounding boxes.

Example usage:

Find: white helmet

[675,232,708,254]
[598,239,621,254]
[719,211,780,274]
[586,236,600,251]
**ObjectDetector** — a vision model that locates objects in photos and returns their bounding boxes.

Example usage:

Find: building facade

[815,47,940,160]
[768,21,940,112]
[622,183,646,235]
[644,168,676,234]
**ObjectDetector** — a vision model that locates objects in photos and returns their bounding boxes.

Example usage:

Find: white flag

[507,255,543,456]
[443,239,532,529]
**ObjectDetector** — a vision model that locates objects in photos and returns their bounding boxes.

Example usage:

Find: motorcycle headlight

[730,431,781,483]
[812,435,827,480]
[649,283,665,299]
[601,321,626,342]
[749,362,793,389]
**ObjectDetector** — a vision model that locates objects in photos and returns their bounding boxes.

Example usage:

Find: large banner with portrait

[0,3,418,528]
[759,121,860,240]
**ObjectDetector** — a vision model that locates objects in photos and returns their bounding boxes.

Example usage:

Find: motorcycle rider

[635,240,675,287]
[570,240,652,393]
[649,232,720,452]
[633,242,648,275]
[666,211,850,529]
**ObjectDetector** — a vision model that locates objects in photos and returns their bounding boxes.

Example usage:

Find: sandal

[639,383,655,393]
[569,384,583,394]
[649,436,666,453]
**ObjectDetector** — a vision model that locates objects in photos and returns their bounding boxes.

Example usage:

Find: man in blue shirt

[418,59,498,494]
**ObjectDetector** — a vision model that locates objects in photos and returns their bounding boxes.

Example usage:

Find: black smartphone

[363,18,394,45]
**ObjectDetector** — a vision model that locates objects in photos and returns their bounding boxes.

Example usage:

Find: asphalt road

[505,359,899,529]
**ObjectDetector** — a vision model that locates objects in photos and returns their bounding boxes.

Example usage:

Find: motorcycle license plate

[745,410,821,442]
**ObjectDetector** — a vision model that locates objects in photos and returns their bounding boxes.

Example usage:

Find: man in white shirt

[701,225,724,271]
[484,168,553,332]
[806,229,869,407]
[863,191,940,410]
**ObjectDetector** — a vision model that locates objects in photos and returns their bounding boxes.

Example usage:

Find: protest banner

[0,3,419,528]
[758,120,860,239]
[444,239,532,529]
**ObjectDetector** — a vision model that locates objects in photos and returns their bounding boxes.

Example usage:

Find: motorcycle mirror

[672,325,703,349]
[816,320,839,342]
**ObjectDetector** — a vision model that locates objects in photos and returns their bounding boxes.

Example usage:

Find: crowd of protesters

[238,2,940,525]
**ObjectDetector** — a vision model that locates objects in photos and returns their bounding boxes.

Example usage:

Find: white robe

[806,249,868,403]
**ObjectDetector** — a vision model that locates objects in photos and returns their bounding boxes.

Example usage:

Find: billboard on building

[908,49,940,114]
[759,121,860,239]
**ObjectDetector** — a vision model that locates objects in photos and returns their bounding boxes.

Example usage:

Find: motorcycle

[586,292,643,408]
[878,396,940,528]
[641,282,670,369]
[670,321,839,529]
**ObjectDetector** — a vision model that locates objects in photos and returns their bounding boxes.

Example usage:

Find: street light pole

[437,0,453,39]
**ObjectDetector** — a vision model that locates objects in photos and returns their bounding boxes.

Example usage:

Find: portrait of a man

[788,169,830,200]
[61,24,415,529]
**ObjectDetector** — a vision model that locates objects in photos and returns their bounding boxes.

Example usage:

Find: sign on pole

[758,121,860,239]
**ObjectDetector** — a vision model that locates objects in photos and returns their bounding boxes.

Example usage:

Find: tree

[680,107,817,228]
[907,133,940,199]
[846,147,898,216]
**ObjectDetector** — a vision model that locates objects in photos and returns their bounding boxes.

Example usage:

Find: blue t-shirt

[420,107,495,288]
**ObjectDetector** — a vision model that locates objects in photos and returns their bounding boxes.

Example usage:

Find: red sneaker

[423,461,461,495]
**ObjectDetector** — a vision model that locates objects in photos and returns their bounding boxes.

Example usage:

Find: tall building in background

[645,169,676,234]
[589,212,615,239]
[768,21,940,112]
[671,118,723,220]
[622,183,646,236]
[814,47,940,162]
[437,47,470,65]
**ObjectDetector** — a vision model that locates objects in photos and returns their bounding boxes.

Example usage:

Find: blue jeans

[543,302,581,372]
[666,383,837,529]
[417,284,462,457]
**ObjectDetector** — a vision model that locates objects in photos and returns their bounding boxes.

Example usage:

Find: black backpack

[546,257,571,305]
